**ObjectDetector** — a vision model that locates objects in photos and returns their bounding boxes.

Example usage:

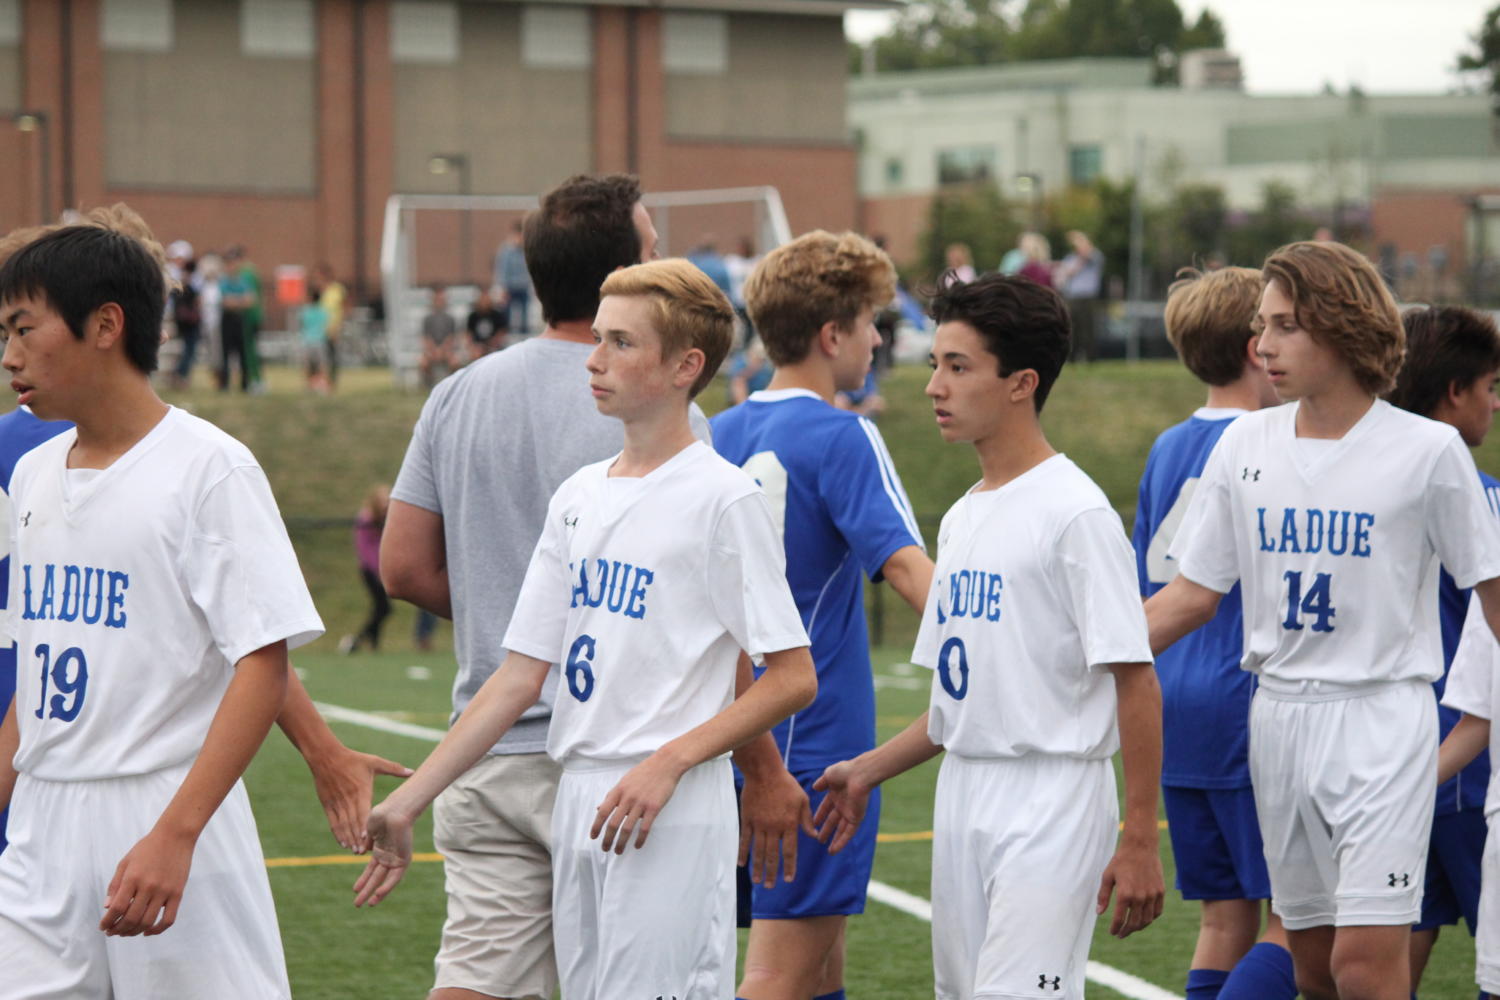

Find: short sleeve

[818,418,924,581]
[1443,592,1498,722]
[1130,448,1156,597]
[1426,436,1500,589]
[1057,508,1154,671]
[1170,436,1238,594]
[390,394,441,515]
[707,494,809,657]
[182,466,324,666]
[909,562,946,671]
[501,495,574,664]
[0,501,17,642]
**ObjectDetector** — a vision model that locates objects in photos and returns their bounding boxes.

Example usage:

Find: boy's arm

[812,711,943,854]
[1143,575,1223,655]
[591,645,817,854]
[1095,662,1165,938]
[0,695,16,812]
[276,669,412,852]
[1439,714,1491,785]
[101,640,291,938]
[353,652,550,907]
[881,544,936,617]
[380,499,452,618]
[731,652,814,888]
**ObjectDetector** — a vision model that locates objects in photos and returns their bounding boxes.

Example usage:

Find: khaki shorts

[432,751,562,999]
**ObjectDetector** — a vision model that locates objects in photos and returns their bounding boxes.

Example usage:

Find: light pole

[428,153,471,283]
[12,111,50,226]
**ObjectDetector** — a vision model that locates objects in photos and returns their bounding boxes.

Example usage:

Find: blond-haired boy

[357,259,816,1000]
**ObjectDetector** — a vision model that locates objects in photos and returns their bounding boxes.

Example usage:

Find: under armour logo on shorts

[1388,872,1410,887]
[1038,974,1061,990]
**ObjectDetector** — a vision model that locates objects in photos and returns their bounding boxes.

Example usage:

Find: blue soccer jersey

[0,408,72,853]
[711,389,923,769]
[1132,409,1253,788]
[1434,469,1500,815]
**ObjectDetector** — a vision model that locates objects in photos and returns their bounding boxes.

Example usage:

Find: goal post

[379,186,793,387]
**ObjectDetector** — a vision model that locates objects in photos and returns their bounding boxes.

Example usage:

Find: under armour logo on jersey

[1388,872,1410,887]
[1038,973,1061,990]
[18,511,29,527]
[1241,467,1261,482]
[564,515,578,528]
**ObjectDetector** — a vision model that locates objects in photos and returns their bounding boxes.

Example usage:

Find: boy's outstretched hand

[591,749,688,854]
[810,760,872,855]
[353,803,414,907]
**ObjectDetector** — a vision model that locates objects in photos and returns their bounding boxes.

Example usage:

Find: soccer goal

[379,186,792,387]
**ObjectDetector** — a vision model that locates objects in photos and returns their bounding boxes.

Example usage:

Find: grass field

[157,359,1490,997]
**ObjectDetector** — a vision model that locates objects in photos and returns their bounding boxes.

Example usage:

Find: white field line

[317,700,1185,1000]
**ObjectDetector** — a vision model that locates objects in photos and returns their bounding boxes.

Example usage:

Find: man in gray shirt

[383,175,800,1000]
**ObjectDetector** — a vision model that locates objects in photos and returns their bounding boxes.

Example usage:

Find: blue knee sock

[814,993,846,1000]
[1186,968,1229,1000]
[1219,941,1297,1000]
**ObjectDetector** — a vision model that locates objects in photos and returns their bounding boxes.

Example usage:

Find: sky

[844,0,1494,95]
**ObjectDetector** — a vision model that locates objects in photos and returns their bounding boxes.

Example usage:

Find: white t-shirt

[502,441,809,766]
[4,407,323,782]
[1172,400,1500,686]
[913,454,1152,760]
[1442,593,1500,816]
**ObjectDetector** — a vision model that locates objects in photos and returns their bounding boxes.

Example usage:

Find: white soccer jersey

[3,408,323,781]
[913,455,1152,759]
[1443,593,1500,817]
[1172,401,1500,686]
[503,441,809,765]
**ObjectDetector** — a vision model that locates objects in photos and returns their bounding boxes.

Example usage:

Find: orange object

[275,265,307,306]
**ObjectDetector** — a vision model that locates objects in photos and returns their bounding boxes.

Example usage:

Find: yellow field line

[265,819,1168,868]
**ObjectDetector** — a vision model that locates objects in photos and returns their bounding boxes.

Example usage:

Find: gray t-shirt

[391,336,711,753]
[422,311,457,344]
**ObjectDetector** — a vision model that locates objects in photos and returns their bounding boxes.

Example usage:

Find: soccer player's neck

[67,375,169,469]
[1292,378,1375,440]
[971,417,1056,492]
[540,317,594,346]
[612,403,697,478]
[766,360,837,404]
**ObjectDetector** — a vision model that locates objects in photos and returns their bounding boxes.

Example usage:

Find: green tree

[1227,181,1305,267]
[1458,4,1500,115]
[850,0,1226,76]
[918,182,1022,281]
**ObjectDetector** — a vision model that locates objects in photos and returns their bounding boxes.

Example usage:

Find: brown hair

[1259,241,1404,395]
[599,258,734,398]
[743,231,896,367]
[1163,266,1262,386]
[1387,305,1500,417]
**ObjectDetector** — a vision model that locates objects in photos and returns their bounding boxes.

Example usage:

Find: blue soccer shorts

[1415,807,1484,933]
[1163,784,1273,901]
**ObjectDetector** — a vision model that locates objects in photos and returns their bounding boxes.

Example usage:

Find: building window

[241,0,315,58]
[1069,145,1103,186]
[885,157,904,187]
[101,0,173,53]
[522,6,591,70]
[0,0,18,46]
[392,1,458,65]
[663,12,727,75]
[936,147,995,186]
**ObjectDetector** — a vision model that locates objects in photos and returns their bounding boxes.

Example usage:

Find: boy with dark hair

[712,230,932,1000]
[815,273,1164,999]
[0,218,324,997]
[1385,304,1500,996]
[359,258,816,1000]
[1134,266,1293,1000]
[1147,242,1500,1000]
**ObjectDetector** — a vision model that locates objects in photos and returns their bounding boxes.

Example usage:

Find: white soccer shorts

[1249,679,1435,930]
[1476,816,1500,994]
[0,762,289,1000]
[931,753,1117,1000]
[551,755,736,1000]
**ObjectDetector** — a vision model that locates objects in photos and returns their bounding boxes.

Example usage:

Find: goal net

[379,186,792,386]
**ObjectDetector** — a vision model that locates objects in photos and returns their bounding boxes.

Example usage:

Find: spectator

[300,284,330,393]
[1018,232,1054,287]
[945,242,977,283]
[1054,230,1105,361]
[170,256,203,390]
[315,262,347,389]
[341,485,393,654]
[689,236,733,297]
[466,286,509,357]
[218,245,262,392]
[495,220,531,335]
[727,336,774,405]
[726,235,759,348]
[419,285,461,387]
